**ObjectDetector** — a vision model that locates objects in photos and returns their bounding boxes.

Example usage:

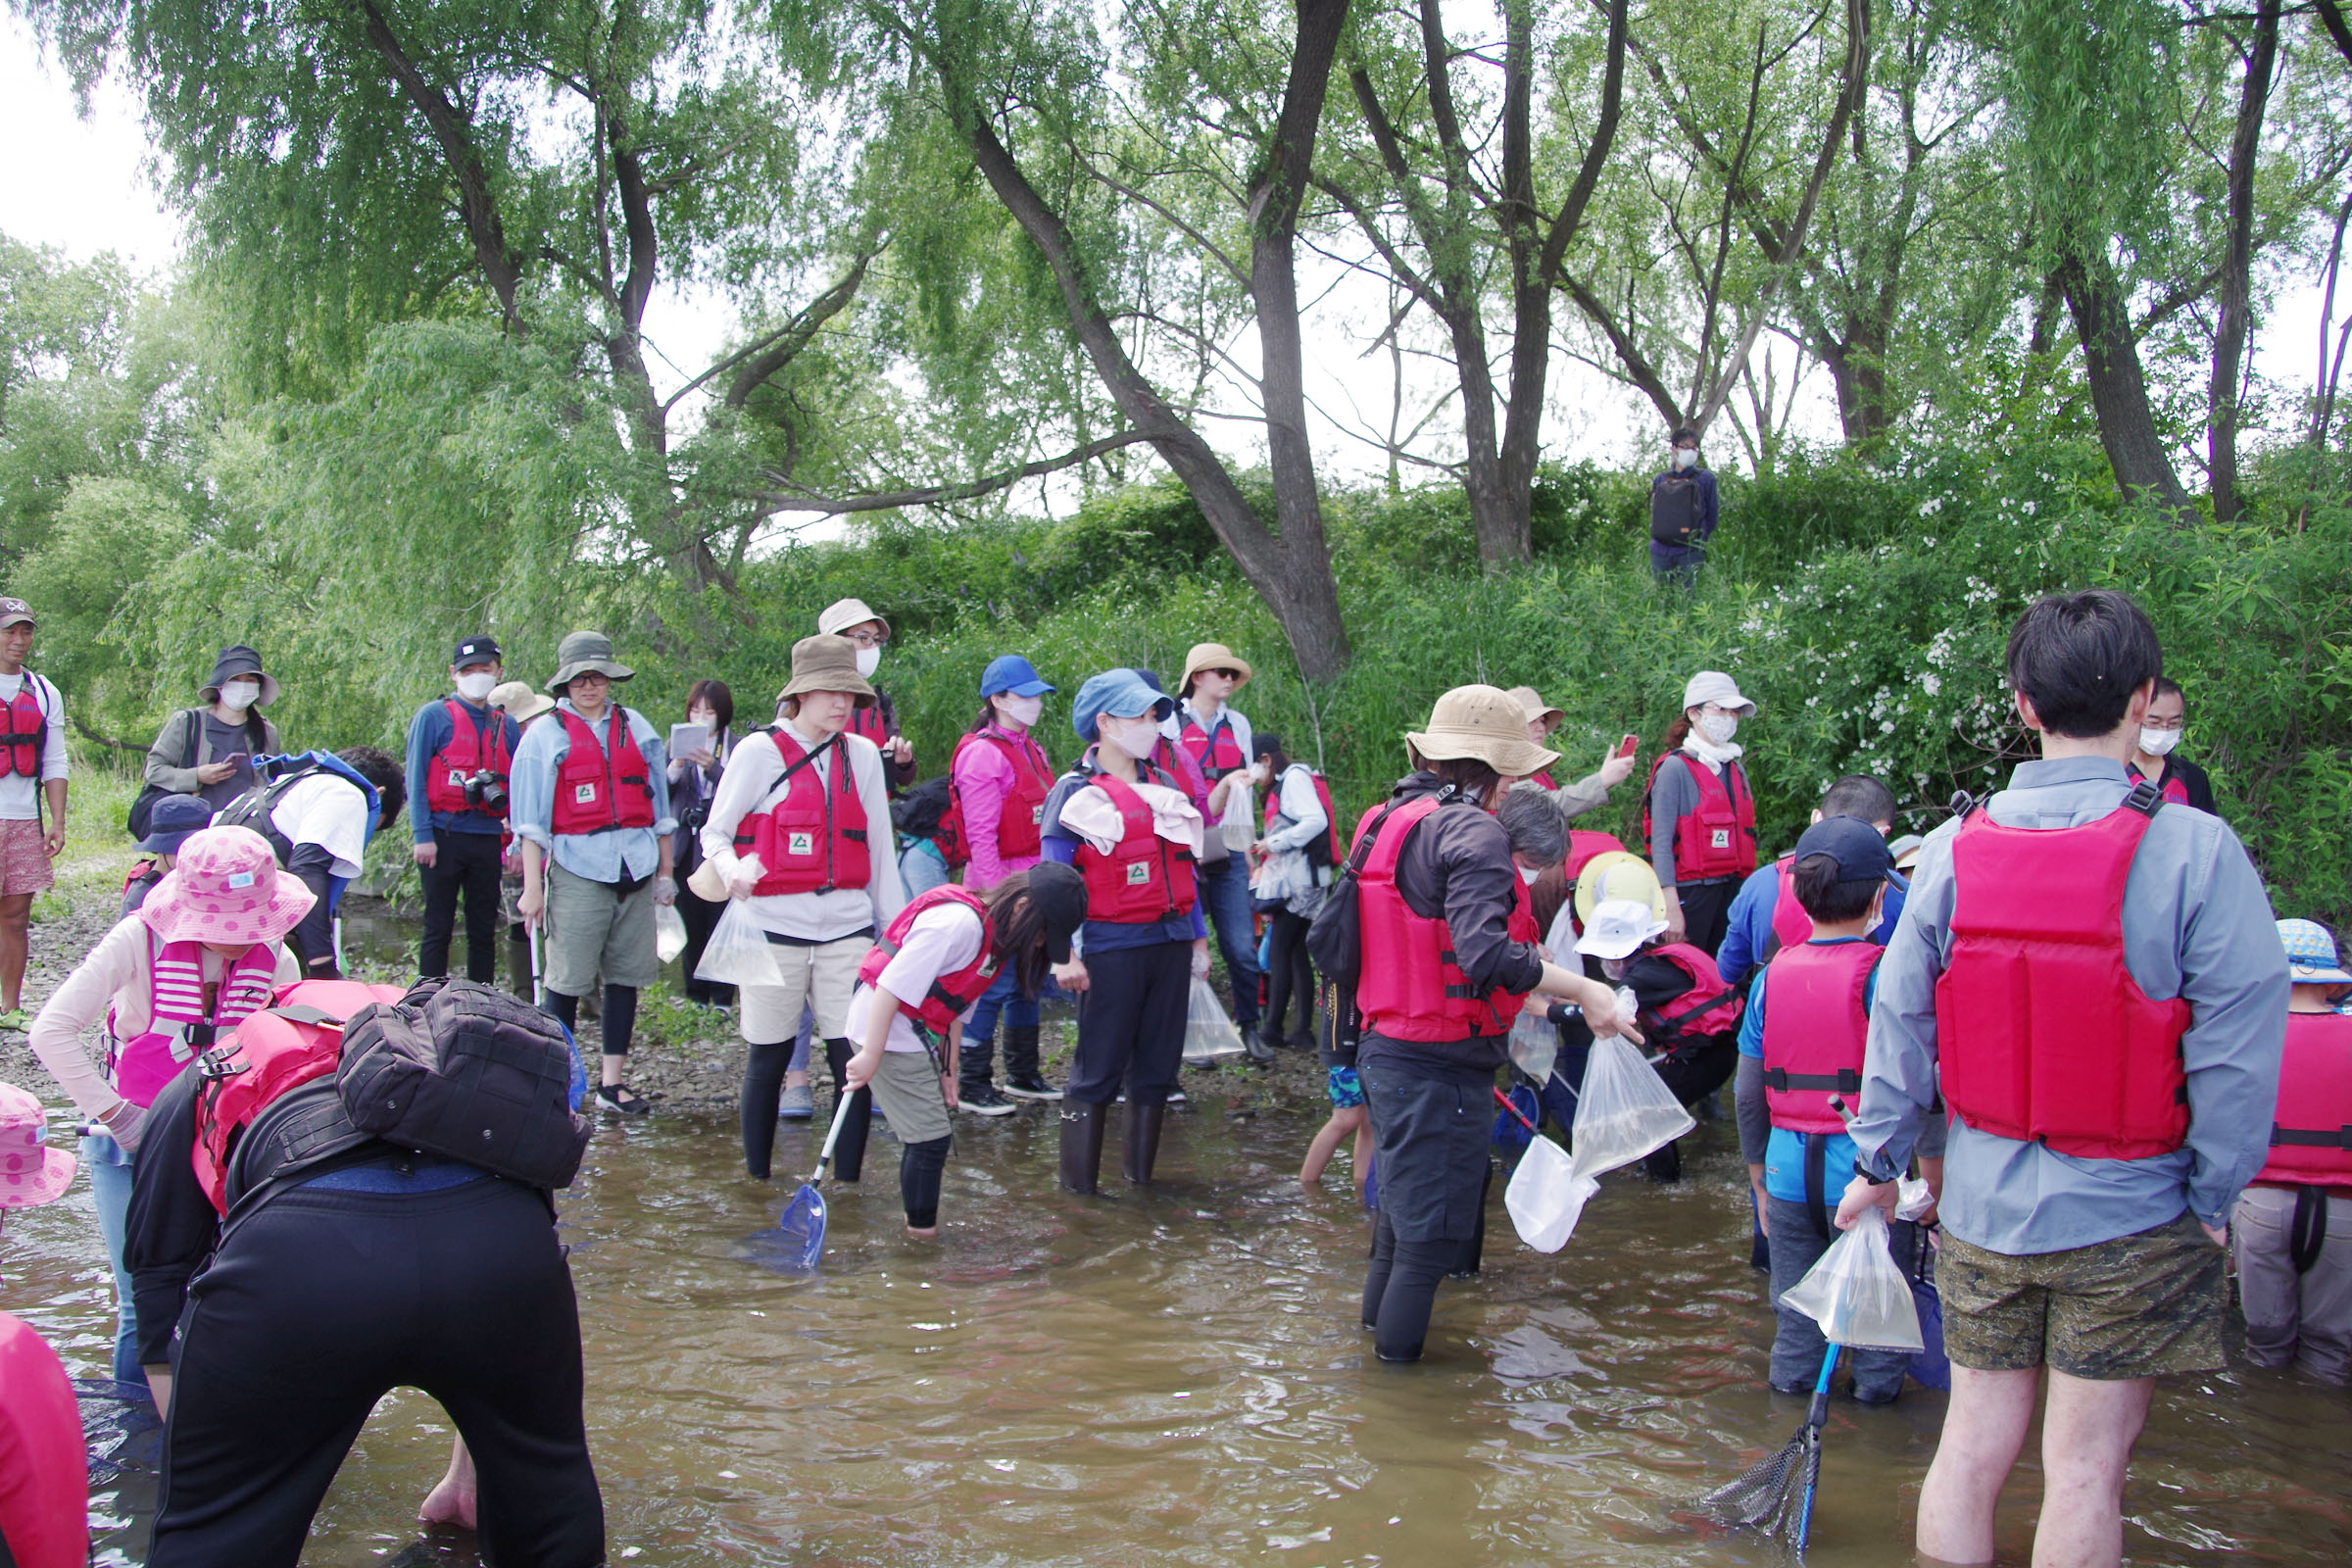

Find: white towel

[1059,779,1206,858]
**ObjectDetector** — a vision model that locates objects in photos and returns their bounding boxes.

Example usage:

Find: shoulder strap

[179,707,203,767]
[754,731,840,812]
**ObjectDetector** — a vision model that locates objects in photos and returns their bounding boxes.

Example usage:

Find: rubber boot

[1058,1102,1107,1195]
[1003,1025,1060,1100]
[1122,1102,1166,1186]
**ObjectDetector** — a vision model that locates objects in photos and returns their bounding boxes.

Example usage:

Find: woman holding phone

[1503,686,1639,822]
[143,647,282,815]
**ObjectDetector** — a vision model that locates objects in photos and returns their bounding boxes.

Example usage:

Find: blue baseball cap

[140,794,216,855]
[1071,667,1173,745]
[981,655,1055,699]
[1790,814,1906,890]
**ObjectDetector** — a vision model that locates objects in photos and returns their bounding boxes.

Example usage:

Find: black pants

[742,1036,866,1181]
[1673,876,1738,958]
[677,881,733,1004]
[150,1179,602,1568]
[1359,1055,1493,1361]
[419,829,506,983]
[1067,940,1189,1105]
[1263,907,1315,1044]
[1641,1032,1739,1181]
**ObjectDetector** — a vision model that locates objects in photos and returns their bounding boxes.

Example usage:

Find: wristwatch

[1855,1154,1902,1187]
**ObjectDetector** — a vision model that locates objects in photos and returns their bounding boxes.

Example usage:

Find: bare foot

[418,1435,478,1529]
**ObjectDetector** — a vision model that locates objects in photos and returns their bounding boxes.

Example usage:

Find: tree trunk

[2210,2,2278,523]
[2058,248,2197,523]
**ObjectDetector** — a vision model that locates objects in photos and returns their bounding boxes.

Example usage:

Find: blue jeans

[965,963,1038,1047]
[83,1131,147,1385]
[1197,849,1261,1028]
[900,841,950,897]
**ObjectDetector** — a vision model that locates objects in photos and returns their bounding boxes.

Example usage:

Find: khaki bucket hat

[817,598,889,639]
[1179,642,1253,695]
[1503,686,1565,735]
[545,631,634,693]
[777,634,876,709]
[1406,685,1559,778]
[487,680,556,723]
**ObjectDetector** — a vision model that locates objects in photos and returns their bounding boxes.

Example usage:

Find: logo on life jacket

[788,831,814,858]
[1126,862,1151,885]
[573,783,598,805]
[1711,829,1731,849]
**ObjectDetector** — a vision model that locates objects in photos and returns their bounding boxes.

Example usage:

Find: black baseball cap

[452,635,502,668]
[1790,814,1906,890]
[1027,861,1088,964]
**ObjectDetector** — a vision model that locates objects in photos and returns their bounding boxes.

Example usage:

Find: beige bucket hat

[1504,686,1565,735]
[777,634,876,709]
[1406,685,1559,778]
[1179,642,1253,695]
[487,680,556,723]
[817,598,889,639]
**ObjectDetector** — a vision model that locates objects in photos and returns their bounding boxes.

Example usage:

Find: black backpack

[890,774,954,842]
[1650,471,1701,547]
[336,976,591,1192]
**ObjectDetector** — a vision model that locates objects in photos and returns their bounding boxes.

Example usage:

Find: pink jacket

[954,724,1045,891]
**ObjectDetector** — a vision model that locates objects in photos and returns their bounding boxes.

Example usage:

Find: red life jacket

[1178,709,1247,779]
[1261,763,1343,865]
[550,709,655,834]
[1934,790,2192,1160]
[108,933,283,1107]
[2128,760,2191,808]
[1641,751,1756,882]
[734,729,871,896]
[2255,1011,2352,1188]
[0,1311,84,1568]
[423,698,514,818]
[856,886,999,1035]
[1530,767,1559,791]
[942,727,1054,867]
[1770,856,1814,952]
[1564,830,1626,884]
[847,700,891,753]
[1152,736,1212,816]
[187,979,407,1213]
[1644,943,1744,1040]
[1354,796,1534,1042]
[1760,941,1879,1134]
[0,678,46,780]
[1074,771,1198,924]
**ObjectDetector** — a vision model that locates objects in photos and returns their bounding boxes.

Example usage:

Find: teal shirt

[1737,938,1878,1203]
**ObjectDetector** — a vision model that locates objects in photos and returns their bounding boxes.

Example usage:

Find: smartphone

[1616,734,1639,759]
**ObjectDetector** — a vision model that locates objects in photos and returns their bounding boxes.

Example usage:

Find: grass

[35,756,147,924]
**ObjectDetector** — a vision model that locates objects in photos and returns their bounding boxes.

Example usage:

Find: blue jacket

[404,696,522,842]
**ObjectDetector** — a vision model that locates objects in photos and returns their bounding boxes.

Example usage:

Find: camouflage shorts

[1939,1214,2226,1380]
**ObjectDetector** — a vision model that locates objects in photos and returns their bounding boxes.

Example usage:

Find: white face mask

[1600,956,1628,982]
[1518,863,1542,886]
[1673,447,1698,470]
[2138,726,2181,758]
[1696,710,1739,745]
[998,694,1044,729]
[455,671,497,703]
[855,646,882,679]
[689,707,718,731]
[1106,716,1161,760]
[219,678,261,711]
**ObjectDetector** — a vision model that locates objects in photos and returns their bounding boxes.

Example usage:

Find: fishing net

[1693,1420,1822,1541]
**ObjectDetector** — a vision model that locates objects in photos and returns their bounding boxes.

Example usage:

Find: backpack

[334,976,590,1192]
[127,707,211,841]
[216,752,382,862]
[891,775,955,850]
[1650,471,1701,547]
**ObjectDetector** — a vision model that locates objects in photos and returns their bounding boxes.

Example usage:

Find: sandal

[595,1083,652,1116]
[0,1009,29,1033]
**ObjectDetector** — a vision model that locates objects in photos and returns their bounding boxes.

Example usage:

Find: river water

[8,924,2349,1565]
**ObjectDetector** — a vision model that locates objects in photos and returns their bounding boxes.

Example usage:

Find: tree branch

[756,431,1156,516]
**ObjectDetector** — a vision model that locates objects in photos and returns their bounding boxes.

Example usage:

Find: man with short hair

[405,636,520,983]
[1837,589,2286,1568]
[1715,772,1906,992]
[0,599,66,1032]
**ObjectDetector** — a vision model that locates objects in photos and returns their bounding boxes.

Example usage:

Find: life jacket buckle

[2122,780,2164,817]
[195,1046,250,1082]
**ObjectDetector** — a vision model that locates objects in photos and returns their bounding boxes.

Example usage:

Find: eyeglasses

[841,626,891,649]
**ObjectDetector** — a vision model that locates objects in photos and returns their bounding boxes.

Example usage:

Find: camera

[463,770,510,812]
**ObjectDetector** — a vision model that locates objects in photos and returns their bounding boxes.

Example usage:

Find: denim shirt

[509,700,676,884]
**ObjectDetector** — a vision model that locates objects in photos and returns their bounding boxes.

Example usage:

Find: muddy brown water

[8,908,2350,1566]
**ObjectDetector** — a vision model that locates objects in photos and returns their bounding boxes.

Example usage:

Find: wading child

[2230,919,2352,1384]
[1735,815,1919,1400]
[843,865,1087,1236]
[1574,896,1743,1183]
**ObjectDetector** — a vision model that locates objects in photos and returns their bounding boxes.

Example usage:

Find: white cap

[1682,669,1754,715]
[1576,898,1669,960]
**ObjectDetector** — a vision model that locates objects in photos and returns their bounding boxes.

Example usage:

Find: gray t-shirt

[199,713,262,810]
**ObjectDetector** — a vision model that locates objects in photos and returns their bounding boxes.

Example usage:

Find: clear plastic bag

[1183,976,1247,1063]
[695,900,784,988]
[1569,1035,1695,1181]
[1507,1006,1558,1083]
[1776,1205,1926,1352]
[655,901,688,964]
[1505,1135,1600,1252]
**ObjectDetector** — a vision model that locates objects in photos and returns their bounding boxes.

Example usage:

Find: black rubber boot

[1122,1102,1166,1185]
[822,1038,872,1183]
[1058,1102,1107,1195]
[1002,1025,1060,1100]
[1242,1027,1276,1065]
[1643,1137,1683,1184]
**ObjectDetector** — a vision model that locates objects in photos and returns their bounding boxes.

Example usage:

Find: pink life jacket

[108,932,282,1106]
[1759,940,1879,1135]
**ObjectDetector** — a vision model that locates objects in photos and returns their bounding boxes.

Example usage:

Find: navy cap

[981,654,1055,699]
[452,635,502,668]
[1790,814,1906,890]
[140,794,216,855]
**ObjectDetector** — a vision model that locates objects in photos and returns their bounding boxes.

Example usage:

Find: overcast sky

[4,13,2332,503]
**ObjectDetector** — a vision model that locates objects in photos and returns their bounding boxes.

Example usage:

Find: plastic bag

[1895,1175,1937,1223]
[1776,1206,1926,1352]
[1505,1136,1601,1252]
[1507,1006,1558,1083]
[695,900,784,988]
[1183,976,1247,1064]
[655,902,688,964]
[1569,1035,1695,1182]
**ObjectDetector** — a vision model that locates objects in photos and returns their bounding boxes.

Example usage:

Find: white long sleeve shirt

[699,720,906,941]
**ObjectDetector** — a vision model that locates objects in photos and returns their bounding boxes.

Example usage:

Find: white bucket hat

[1576,898,1669,960]
[1682,670,1755,715]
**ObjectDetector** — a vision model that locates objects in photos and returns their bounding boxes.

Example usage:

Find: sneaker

[0,1008,26,1033]
[959,1086,1017,1117]
[596,1083,652,1116]
[778,1083,814,1121]
[1003,1073,1063,1102]
[1167,1089,1188,1107]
